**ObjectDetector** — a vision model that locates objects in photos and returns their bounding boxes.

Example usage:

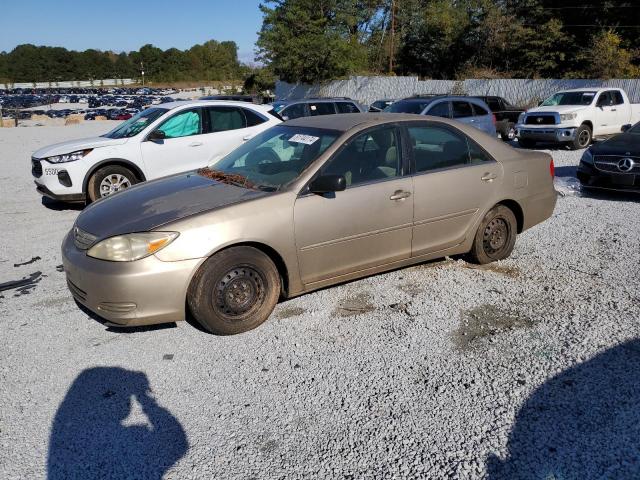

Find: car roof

[274,97,357,105]
[559,88,609,93]
[283,112,450,131]
[157,100,273,112]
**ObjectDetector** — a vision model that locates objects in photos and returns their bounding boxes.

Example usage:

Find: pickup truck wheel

[570,124,592,150]
[187,246,280,335]
[467,205,517,265]
[518,138,536,148]
[500,126,517,141]
[87,165,138,202]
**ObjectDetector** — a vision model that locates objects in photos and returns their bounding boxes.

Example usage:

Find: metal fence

[276,76,640,107]
[2,79,137,90]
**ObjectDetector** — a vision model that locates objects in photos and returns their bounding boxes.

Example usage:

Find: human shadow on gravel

[48,367,188,479]
[486,339,640,480]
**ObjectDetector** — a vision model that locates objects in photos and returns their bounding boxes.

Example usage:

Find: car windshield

[541,92,596,106]
[208,125,340,191]
[272,102,287,113]
[384,100,430,114]
[102,107,167,138]
[628,122,640,134]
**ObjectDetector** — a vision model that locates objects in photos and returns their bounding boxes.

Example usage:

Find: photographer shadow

[48,367,188,479]
[487,339,640,479]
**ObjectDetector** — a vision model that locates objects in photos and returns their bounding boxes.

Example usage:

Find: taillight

[550,158,555,177]
[492,114,497,125]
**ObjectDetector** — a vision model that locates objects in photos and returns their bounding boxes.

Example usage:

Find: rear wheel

[187,246,281,335]
[500,125,517,142]
[570,124,591,150]
[468,205,517,264]
[87,165,138,202]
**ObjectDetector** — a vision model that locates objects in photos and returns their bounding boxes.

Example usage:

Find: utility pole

[389,0,395,73]
[140,61,145,87]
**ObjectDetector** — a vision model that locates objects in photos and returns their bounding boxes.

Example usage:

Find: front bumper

[516,125,576,143]
[35,181,86,202]
[32,157,87,202]
[576,161,640,193]
[61,231,203,327]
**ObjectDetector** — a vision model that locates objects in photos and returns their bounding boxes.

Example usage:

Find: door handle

[243,135,252,141]
[611,108,617,111]
[481,172,498,182]
[390,190,411,200]
[189,141,203,147]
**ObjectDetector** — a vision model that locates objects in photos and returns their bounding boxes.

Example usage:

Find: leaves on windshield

[197,168,256,189]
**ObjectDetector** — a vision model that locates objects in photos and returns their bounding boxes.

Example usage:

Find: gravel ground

[1,124,639,479]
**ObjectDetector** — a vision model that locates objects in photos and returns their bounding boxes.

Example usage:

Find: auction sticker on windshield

[288,134,319,145]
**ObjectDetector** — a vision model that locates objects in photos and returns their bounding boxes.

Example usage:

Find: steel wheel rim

[214,266,265,320]
[99,174,131,197]
[483,217,510,256]
[508,127,516,140]
[578,129,590,147]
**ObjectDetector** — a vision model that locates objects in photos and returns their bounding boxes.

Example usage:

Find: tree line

[257,0,640,83]
[1,1,639,89]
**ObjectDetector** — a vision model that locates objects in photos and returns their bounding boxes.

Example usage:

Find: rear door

[293,125,413,286]
[201,106,255,164]
[424,101,451,119]
[470,102,497,136]
[407,122,503,256]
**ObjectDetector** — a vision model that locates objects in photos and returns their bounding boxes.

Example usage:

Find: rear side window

[408,125,471,172]
[426,101,450,118]
[452,101,473,118]
[467,139,493,165]
[205,106,245,132]
[242,108,267,127]
[471,103,490,116]
[611,91,624,105]
[281,103,307,120]
[336,102,359,113]
[309,102,336,116]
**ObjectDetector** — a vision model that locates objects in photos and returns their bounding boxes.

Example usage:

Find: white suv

[31,100,281,203]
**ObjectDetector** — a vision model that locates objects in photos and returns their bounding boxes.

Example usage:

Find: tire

[187,246,281,335]
[518,138,536,149]
[500,125,516,142]
[87,165,138,202]
[570,124,592,150]
[467,205,518,265]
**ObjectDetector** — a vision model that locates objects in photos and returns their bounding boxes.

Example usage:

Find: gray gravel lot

[1,124,639,479]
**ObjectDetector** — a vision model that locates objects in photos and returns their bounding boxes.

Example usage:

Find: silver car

[385,96,498,137]
[62,113,556,335]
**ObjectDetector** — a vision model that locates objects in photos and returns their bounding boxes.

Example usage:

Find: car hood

[591,132,640,156]
[33,136,128,158]
[526,106,585,115]
[75,172,270,239]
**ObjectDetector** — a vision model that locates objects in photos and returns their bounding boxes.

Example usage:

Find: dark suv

[271,98,365,120]
[472,96,525,141]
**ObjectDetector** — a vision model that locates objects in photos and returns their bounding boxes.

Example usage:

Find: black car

[577,123,640,193]
[473,96,525,141]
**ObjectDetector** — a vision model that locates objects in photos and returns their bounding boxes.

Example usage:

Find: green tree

[580,30,640,79]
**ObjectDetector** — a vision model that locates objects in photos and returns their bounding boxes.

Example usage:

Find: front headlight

[46,149,92,164]
[580,148,594,165]
[559,113,577,122]
[87,232,179,262]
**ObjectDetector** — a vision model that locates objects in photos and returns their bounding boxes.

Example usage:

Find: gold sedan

[62,113,557,334]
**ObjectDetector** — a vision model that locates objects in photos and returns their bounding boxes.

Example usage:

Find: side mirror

[369,106,382,112]
[147,130,166,142]
[621,124,632,132]
[309,175,346,194]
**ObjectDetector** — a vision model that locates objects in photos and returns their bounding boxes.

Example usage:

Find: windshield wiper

[197,168,256,189]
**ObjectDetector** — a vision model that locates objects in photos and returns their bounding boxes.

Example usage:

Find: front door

[294,125,413,286]
[140,108,210,180]
[594,91,618,136]
[407,123,503,256]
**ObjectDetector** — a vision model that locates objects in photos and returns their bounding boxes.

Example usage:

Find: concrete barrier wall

[276,76,640,106]
[2,79,137,90]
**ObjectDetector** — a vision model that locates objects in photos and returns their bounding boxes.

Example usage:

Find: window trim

[402,121,497,177]
[298,123,407,196]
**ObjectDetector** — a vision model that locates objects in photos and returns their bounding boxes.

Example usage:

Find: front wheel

[87,165,138,202]
[570,124,592,150]
[467,205,518,264]
[187,246,281,335]
[500,125,516,142]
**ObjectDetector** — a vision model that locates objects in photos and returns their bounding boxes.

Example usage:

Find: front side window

[281,103,307,120]
[205,106,245,132]
[409,125,473,172]
[427,101,450,118]
[156,109,202,138]
[322,126,401,187]
[209,126,339,191]
[452,101,473,118]
[596,92,613,107]
[309,102,336,116]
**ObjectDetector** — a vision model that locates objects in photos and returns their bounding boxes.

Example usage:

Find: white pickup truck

[516,88,640,149]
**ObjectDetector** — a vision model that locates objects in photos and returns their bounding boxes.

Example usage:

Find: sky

[0,0,265,63]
